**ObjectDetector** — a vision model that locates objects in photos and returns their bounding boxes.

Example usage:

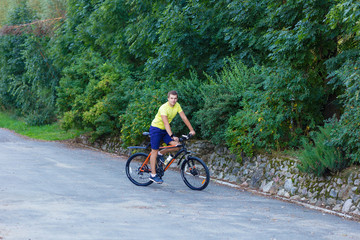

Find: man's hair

[168,90,178,98]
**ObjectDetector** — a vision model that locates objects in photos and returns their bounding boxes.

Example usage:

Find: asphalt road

[1,128,360,240]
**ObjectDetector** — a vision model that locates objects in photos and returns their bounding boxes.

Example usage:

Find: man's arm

[161,115,172,136]
[161,115,179,142]
[179,111,195,135]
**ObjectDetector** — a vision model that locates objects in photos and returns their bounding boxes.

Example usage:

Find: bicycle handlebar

[179,134,193,142]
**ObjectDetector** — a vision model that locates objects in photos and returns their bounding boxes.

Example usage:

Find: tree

[0,1,59,124]
[0,1,33,110]
[145,0,232,78]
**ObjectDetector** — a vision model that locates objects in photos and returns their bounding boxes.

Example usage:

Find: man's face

[168,94,178,107]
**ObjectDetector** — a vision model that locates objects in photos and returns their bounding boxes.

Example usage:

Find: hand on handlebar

[181,133,193,140]
[189,130,195,136]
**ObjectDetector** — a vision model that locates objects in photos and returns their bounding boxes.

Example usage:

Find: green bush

[330,60,360,163]
[21,35,58,125]
[57,54,137,139]
[226,109,258,156]
[0,4,58,125]
[226,66,325,156]
[0,3,31,111]
[56,50,106,129]
[81,62,130,138]
[120,88,165,147]
[195,60,258,144]
[0,34,26,110]
[298,120,347,176]
[169,72,203,136]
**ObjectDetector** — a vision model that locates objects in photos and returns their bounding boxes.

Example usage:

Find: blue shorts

[149,126,172,150]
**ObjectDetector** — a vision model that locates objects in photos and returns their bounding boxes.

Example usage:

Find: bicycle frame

[139,143,191,173]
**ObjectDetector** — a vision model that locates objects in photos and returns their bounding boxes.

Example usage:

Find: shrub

[195,60,259,144]
[226,66,326,156]
[330,60,360,163]
[226,109,258,156]
[297,120,347,176]
[120,88,165,147]
[21,35,58,125]
[57,51,135,139]
[56,49,102,128]
[81,62,132,138]
[169,72,203,136]
[0,6,58,126]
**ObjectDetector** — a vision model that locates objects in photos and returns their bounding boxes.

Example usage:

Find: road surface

[0,128,359,240]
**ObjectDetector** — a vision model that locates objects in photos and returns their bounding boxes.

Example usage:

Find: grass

[0,111,87,141]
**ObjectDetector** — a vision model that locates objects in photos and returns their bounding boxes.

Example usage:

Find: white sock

[151,173,156,177]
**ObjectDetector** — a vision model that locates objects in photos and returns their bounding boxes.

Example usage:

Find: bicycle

[125,132,210,190]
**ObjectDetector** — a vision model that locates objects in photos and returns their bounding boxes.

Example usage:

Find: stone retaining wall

[75,135,360,219]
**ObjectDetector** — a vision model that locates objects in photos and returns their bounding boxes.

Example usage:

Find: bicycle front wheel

[125,153,153,186]
[181,157,210,190]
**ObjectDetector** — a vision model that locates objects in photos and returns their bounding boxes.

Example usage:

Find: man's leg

[150,149,158,175]
[149,148,163,184]
[158,140,180,155]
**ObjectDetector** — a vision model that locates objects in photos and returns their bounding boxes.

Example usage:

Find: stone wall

[75,136,360,219]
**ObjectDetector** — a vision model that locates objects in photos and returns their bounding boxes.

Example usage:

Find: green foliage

[330,60,360,163]
[226,66,325,156]
[56,50,136,139]
[81,63,122,136]
[0,33,26,109]
[226,108,258,156]
[0,0,66,25]
[0,2,58,125]
[120,88,165,147]
[20,35,58,125]
[167,71,203,136]
[264,0,340,69]
[1,0,360,171]
[124,0,164,65]
[79,0,130,60]
[0,2,31,110]
[325,0,360,91]
[145,0,232,78]
[4,0,34,25]
[298,121,347,176]
[29,0,66,19]
[0,0,10,26]
[56,49,105,127]
[195,60,258,144]
[326,0,360,36]
[224,0,268,66]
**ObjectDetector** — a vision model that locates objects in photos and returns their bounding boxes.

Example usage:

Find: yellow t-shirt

[151,102,183,130]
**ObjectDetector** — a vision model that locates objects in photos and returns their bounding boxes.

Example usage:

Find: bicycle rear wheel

[125,153,153,186]
[181,157,210,190]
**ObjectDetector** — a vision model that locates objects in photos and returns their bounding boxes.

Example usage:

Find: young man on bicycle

[149,90,195,184]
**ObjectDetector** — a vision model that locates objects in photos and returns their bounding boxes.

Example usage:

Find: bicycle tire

[125,152,153,186]
[181,157,210,190]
